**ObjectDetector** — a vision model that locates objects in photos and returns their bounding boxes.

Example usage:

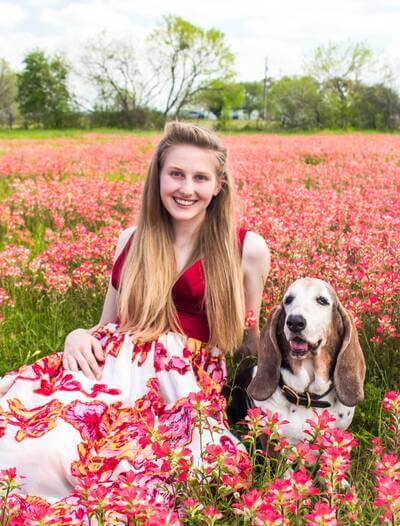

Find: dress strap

[111,230,135,290]
[238,227,248,256]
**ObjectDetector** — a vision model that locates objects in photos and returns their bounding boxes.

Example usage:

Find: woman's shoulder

[114,226,137,259]
[240,229,268,253]
[241,230,270,276]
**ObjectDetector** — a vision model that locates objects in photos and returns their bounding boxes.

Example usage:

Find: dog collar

[278,376,333,409]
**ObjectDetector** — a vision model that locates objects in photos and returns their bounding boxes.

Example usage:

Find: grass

[0,285,104,376]
[0,127,159,140]
[0,176,12,199]
[0,126,399,140]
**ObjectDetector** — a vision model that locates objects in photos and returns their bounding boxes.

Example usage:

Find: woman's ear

[213,178,223,196]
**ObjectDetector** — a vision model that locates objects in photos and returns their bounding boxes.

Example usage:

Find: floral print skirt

[0,323,248,513]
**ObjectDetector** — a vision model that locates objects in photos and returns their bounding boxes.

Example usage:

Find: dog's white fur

[248,278,365,444]
[251,366,355,443]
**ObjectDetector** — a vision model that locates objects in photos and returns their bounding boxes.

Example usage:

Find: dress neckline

[175,257,201,281]
[174,225,247,286]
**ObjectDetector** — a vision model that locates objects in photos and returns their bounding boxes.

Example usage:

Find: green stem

[1,487,10,526]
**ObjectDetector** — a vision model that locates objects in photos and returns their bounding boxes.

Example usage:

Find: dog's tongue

[290,339,308,352]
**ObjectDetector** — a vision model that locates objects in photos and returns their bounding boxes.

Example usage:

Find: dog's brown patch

[312,322,342,385]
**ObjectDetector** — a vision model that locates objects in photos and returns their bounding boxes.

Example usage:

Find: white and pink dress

[0,228,250,508]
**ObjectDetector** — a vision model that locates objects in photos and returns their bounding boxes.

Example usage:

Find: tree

[0,58,17,127]
[17,50,71,127]
[192,80,244,119]
[350,82,400,130]
[148,15,235,117]
[305,42,374,85]
[80,32,159,114]
[267,76,325,129]
[304,42,392,128]
[240,81,264,119]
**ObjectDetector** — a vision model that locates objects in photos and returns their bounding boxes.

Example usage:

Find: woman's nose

[180,177,194,195]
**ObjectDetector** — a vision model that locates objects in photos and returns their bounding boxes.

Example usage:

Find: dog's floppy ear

[333,301,366,406]
[247,305,283,401]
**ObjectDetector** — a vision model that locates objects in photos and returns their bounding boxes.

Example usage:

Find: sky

[1,0,399,88]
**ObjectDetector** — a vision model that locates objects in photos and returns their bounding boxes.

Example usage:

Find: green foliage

[3,36,400,132]
[305,42,374,85]
[267,76,325,129]
[16,50,71,128]
[301,41,400,130]
[350,82,400,130]
[240,81,264,118]
[193,79,244,119]
[264,72,400,131]
[0,58,17,127]
[89,107,165,129]
[148,15,236,116]
[303,154,325,165]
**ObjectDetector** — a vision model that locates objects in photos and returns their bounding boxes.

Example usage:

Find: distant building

[183,108,217,120]
[183,106,259,121]
[230,109,260,120]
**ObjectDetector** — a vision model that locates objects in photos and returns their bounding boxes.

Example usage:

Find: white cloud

[0,31,65,69]
[115,0,258,22]
[0,2,27,28]
[40,2,148,41]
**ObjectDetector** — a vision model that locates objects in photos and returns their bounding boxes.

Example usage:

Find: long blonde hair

[118,121,245,354]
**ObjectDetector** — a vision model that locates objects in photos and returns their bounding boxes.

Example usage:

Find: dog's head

[247,278,366,406]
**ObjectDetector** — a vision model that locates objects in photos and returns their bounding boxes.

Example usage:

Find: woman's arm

[86,281,117,336]
[63,226,136,377]
[93,225,136,328]
[238,232,271,362]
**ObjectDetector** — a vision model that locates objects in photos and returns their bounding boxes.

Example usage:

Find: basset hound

[228,278,366,444]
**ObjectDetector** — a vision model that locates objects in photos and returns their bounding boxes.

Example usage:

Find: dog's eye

[316,296,329,306]
[284,295,294,305]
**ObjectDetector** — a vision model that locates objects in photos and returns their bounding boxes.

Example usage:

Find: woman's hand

[63,328,105,380]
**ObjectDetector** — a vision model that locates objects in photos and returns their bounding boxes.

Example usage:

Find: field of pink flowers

[0,132,399,524]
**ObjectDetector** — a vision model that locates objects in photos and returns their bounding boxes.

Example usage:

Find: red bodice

[111,227,249,341]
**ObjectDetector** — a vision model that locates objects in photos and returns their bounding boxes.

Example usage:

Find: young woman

[0,122,270,505]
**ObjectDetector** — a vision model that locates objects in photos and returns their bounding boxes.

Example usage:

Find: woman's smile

[173,196,198,207]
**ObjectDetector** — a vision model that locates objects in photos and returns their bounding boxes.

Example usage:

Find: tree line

[0,16,399,131]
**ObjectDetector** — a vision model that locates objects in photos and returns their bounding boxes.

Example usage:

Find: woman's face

[159,144,222,228]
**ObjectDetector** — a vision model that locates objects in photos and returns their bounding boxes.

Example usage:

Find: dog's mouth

[289,337,322,358]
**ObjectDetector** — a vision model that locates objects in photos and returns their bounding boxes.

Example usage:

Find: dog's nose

[287,315,306,333]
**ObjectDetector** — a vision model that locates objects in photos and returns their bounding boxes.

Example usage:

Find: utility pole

[263,56,268,121]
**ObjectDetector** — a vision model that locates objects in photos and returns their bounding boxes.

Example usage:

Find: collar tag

[279,376,333,409]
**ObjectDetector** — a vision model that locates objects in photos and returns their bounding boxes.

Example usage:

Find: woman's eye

[171,171,183,177]
[284,295,293,305]
[316,296,329,306]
